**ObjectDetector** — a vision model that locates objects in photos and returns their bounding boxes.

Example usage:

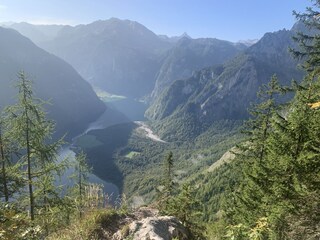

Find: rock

[112,208,189,240]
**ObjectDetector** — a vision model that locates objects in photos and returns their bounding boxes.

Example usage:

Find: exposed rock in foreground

[98,207,189,240]
[113,216,188,240]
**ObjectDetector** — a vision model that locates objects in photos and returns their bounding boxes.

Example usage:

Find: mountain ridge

[150,36,247,100]
[7,19,249,101]
[146,28,304,140]
[0,27,106,139]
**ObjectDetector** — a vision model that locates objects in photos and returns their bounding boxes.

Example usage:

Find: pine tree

[0,117,9,202]
[169,184,206,239]
[226,75,286,228]
[266,73,320,238]
[71,151,91,218]
[164,151,174,198]
[225,5,320,235]
[5,71,64,221]
[227,76,320,239]
[158,151,175,212]
[0,115,24,202]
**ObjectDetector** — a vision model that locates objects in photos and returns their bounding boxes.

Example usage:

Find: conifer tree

[71,151,91,218]
[5,71,64,221]
[0,115,23,202]
[266,73,320,238]
[225,3,320,235]
[227,75,285,228]
[164,151,174,198]
[0,118,10,202]
[158,151,175,212]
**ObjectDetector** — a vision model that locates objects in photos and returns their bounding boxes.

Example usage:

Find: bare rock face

[112,208,189,240]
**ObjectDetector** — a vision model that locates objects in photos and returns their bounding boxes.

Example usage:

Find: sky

[0,0,311,42]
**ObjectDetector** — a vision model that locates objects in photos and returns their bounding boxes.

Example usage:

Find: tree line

[222,4,320,239]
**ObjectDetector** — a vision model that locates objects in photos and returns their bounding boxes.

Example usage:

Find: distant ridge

[146,27,303,140]
[0,27,106,139]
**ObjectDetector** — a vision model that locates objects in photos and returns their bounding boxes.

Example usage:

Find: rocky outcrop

[113,215,189,240]
[96,207,189,240]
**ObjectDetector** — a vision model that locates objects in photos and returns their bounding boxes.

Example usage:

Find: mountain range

[146,27,303,140]
[3,19,307,144]
[3,19,305,142]
[0,27,106,139]
[6,19,247,100]
[9,19,172,98]
[150,37,247,100]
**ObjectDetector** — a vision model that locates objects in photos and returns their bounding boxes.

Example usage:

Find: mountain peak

[237,39,259,46]
[181,32,191,39]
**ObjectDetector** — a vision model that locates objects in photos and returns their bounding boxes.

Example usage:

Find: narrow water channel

[57,97,148,203]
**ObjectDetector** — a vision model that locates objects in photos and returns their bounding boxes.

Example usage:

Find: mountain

[0,27,106,139]
[150,37,247,100]
[31,18,173,98]
[237,39,259,46]
[158,32,192,43]
[146,28,304,141]
[9,20,247,102]
[4,22,64,44]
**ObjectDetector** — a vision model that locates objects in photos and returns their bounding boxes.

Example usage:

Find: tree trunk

[22,76,35,221]
[0,126,9,202]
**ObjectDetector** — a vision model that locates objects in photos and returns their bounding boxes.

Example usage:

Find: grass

[76,135,103,149]
[93,87,126,102]
[125,151,140,159]
[46,209,121,240]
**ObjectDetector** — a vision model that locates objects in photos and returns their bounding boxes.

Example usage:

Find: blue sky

[0,0,310,42]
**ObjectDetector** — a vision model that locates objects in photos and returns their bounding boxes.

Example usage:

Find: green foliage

[4,71,65,221]
[158,151,175,212]
[77,117,242,208]
[224,217,273,240]
[222,15,320,237]
[0,71,85,238]
[225,75,286,228]
[0,116,24,202]
[206,219,228,240]
[75,135,103,149]
[226,74,320,239]
[46,208,121,240]
[163,183,206,240]
[69,151,94,218]
[0,203,43,240]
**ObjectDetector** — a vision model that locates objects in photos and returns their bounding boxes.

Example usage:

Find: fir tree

[158,151,175,213]
[0,117,9,202]
[164,151,174,198]
[226,75,285,228]
[5,71,64,221]
[225,4,320,235]
[71,151,91,218]
[0,115,24,202]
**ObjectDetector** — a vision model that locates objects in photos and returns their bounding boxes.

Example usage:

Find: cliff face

[146,29,303,141]
[151,37,247,100]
